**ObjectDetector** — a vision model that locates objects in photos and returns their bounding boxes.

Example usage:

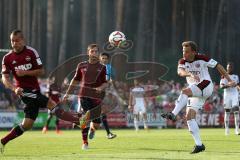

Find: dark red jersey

[1,46,43,90]
[73,61,107,99]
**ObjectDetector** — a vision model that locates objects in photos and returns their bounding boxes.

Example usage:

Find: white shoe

[225,129,230,136]
[0,142,4,154]
[82,143,89,150]
[235,130,239,135]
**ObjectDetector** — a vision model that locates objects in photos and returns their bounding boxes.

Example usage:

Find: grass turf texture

[0,128,240,160]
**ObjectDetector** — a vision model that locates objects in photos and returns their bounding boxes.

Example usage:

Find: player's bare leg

[233,107,240,135]
[89,122,100,139]
[142,113,148,130]
[0,118,34,154]
[134,114,139,131]
[186,108,205,154]
[42,113,53,134]
[47,98,90,128]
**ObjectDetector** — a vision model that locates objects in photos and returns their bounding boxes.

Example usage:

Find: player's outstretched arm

[2,73,17,92]
[216,64,236,87]
[96,82,109,91]
[62,79,79,103]
[2,73,23,96]
[178,68,200,81]
[15,68,45,77]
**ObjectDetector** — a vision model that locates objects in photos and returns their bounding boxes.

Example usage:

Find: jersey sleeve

[1,55,11,74]
[31,48,43,69]
[177,59,186,73]
[177,59,185,69]
[236,75,239,84]
[99,65,107,84]
[207,58,218,68]
[73,64,82,81]
[220,78,227,86]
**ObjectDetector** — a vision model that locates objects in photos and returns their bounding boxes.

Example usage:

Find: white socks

[187,119,202,146]
[134,117,139,131]
[224,112,230,135]
[143,118,148,129]
[234,112,239,134]
[172,93,188,115]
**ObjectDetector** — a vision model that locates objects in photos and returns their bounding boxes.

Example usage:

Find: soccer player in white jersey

[220,62,239,135]
[129,79,148,131]
[161,41,235,154]
[128,79,148,131]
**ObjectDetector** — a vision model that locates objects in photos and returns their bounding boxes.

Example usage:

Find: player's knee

[181,88,192,96]
[185,109,196,120]
[22,123,33,130]
[185,114,192,121]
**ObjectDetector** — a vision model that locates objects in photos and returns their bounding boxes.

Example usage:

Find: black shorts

[80,97,102,124]
[21,89,49,120]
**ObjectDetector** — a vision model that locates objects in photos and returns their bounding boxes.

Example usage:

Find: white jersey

[220,74,239,100]
[131,86,146,114]
[178,54,218,85]
[131,87,145,106]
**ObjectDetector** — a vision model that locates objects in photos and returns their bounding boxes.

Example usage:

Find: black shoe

[161,112,177,121]
[107,133,117,139]
[190,144,205,154]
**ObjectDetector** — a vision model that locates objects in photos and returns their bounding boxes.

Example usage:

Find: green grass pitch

[0,128,240,160]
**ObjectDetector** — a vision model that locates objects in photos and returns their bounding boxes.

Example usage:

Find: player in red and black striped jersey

[0,30,89,154]
[63,44,108,150]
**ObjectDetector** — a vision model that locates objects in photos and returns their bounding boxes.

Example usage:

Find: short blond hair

[182,41,198,52]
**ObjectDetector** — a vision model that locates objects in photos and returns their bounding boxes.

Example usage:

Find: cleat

[79,111,90,129]
[42,126,48,134]
[56,130,62,134]
[190,144,205,154]
[161,112,177,121]
[235,129,239,135]
[107,133,117,139]
[82,142,89,150]
[0,142,4,154]
[89,130,95,139]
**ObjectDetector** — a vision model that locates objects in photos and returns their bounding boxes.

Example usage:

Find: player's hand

[190,74,200,82]
[62,94,69,104]
[15,87,24,96]
[128,105,133,112]
[95,87,102,93]
[228,81,236,87]
[15,69,27,77]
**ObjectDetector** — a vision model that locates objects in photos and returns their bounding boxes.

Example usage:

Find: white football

[108,31,126,47]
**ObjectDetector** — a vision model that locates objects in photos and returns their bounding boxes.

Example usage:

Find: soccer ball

[108,31,126,47]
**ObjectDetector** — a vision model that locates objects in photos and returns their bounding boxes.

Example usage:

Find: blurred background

[0,0,240,130]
